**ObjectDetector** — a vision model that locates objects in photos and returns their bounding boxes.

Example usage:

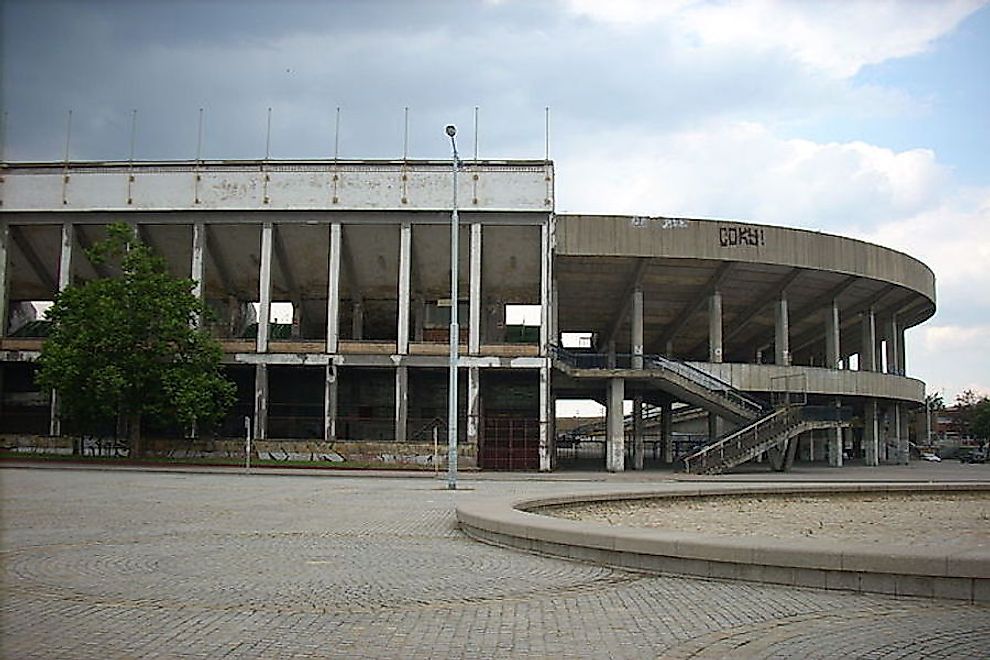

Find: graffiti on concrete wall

[719,225,766,247]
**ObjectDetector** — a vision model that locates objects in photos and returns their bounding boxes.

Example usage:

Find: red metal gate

[479,417,540,470]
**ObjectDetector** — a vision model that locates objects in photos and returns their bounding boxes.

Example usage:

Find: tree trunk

[130,412,143,458]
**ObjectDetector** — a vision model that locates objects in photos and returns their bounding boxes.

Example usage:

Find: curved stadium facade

[0,159,934,473]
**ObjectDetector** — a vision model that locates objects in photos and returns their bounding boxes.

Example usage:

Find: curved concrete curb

[456,482,990,603]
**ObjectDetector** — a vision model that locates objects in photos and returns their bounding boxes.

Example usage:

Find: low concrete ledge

[456,482,990,603]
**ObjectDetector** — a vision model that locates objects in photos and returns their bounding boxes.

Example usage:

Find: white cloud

[851,186,990,305]
[562,0,987,77]
[922,325,990,353]
[555,121,947,231]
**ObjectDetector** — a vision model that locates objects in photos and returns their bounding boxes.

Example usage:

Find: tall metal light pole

[445,124,460,490]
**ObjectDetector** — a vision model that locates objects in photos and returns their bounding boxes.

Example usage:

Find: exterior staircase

[551,347,766,424]
[682,405,851,475]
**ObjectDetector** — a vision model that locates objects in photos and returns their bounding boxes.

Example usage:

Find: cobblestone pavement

[2,466,988,659]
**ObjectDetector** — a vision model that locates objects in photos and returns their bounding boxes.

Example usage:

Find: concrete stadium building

[0,159,935,472]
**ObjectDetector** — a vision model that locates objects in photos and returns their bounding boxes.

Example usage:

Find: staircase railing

[551,346,765,418]
[682,405,802,475]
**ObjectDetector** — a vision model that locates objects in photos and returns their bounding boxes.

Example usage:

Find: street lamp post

[445,124,460,490]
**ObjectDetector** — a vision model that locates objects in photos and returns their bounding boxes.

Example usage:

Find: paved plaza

[2,464,989,659]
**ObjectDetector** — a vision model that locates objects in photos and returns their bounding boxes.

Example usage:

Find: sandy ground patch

[546,492,990,552]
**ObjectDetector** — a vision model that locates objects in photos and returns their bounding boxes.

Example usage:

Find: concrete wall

[556,215,935,304]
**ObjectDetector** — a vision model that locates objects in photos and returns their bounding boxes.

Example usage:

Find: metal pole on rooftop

[445,124,460,490]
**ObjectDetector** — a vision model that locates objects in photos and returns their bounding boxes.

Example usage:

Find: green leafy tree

[972,398,990,441]
[37,223,235,456]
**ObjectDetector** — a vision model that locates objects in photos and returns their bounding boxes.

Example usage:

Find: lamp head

[445,125,457,138]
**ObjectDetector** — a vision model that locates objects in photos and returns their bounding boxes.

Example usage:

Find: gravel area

[547,492,990,551]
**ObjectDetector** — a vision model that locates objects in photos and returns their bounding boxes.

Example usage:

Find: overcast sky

[3,0,989,402]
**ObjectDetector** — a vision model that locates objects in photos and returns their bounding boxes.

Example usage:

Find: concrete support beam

[50,223,75,437]
[897,326,907,376]
[631,287,644,369]
[607,339,617,368]
[326,223,342,353]
[256,222,273,353]
[656,262,734,349]
[9,226,58,294]
[254,363,268,441]
[540,222,551,355]
[397,222,411,354]
[632,395,644,470]
[864,398,879,466]
[606,377,625,472]
[0,223,9,337]
[324,364,338,442]
[825,300,840,369]
[467,366,481,457]
[190,222,205,326]
[551,276,559,348]
[709,290,723,363]
[662,397,673,464]
[707,412,719,444]
[860,308,877,371]
[469,223,482,355]
[603,258,649,350]
[775,296,790,366]
[539,364,552,472]
[58,223,74,292]
[829,398,843,467]
[394,365,408,443]
[203,225,236,299]
[885,315,899,375]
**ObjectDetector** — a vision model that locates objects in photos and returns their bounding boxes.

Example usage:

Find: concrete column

[397,222,411,354]
[825,300,840,369]
[709,290,723,363]
[539,364,552,472]
[551,275,559,348]
[50,223,75,437]
[860,308,876,371]
[326,223,341,353]
[352,300,364,340]
[607,339,617,368]
[775,296,790,366]
[0,223,9,337]
[606,377,625,472]
[632,395,644,470]
[394,365,408,443]
[662,397,673,464]
[58,223,74,291]
[290,302,302,339]
[469,223,482,355]
[467,366,481,458]
[253,363,268,440]
[665,339,674,358]
[864,398,878,466]
[256,222,273,353]
[324,364,338,442]
[884,316,899,375]
[829,399,843,467]
[540,222,551,355]
[631,287,644,369]
[707,412,719,443]
[897,326,907,376]
[190,222,205,325]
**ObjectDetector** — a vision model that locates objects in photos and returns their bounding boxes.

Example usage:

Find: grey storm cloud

[1,0,888,164]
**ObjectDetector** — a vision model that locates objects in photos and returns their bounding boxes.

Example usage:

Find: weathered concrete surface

[458,482,990,603]
[556,215,935,303]
[3,465,989,659]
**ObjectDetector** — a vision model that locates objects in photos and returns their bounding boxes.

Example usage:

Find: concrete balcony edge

[456,482,990,603]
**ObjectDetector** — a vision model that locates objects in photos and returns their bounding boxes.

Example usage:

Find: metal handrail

[550,346,764,416]
[682,405,801,474]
